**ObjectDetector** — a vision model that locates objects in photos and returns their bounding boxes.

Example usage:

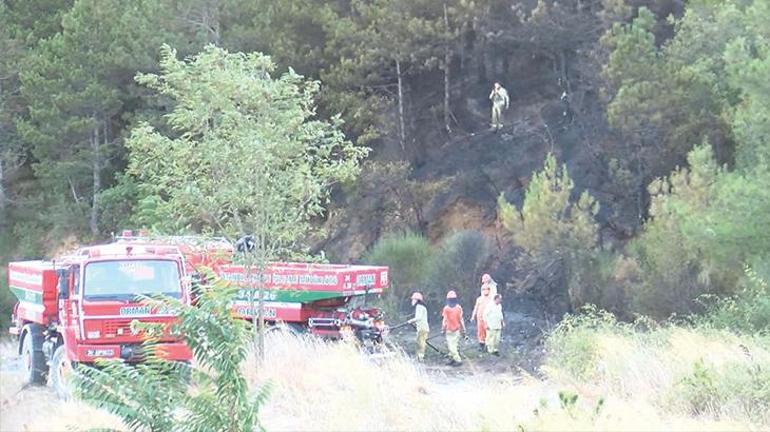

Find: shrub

[627,144,770,318]
[544,307,770,425]
[364,231,434,317]
[76,273,270,432]
[544,306,624,380]
[365,230,492,317]
[699,264,770,334]
[672,357,770,423]
[0,267,14,331]
[423,230,492,312]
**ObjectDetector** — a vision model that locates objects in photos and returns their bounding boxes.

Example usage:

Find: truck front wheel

[51,345,75,400]
[21,324,47,385]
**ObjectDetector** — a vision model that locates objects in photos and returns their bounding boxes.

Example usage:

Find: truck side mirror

[57,268,70,300]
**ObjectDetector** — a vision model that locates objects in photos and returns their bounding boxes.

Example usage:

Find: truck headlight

[87,331,101,339]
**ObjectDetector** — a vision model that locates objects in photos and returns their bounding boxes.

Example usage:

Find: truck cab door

[57,266,80,339]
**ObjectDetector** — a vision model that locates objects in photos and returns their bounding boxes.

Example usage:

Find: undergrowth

[545,306,770,426]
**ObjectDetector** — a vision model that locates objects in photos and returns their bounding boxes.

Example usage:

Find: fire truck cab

[7,233,192,398]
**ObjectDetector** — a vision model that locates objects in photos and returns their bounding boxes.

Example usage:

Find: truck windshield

[83,260,181,301]
[347,292,380,309]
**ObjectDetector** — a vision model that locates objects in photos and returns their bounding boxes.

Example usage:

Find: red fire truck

[116,232,391,344]
[8,240,192,397]
[7,232,390,396]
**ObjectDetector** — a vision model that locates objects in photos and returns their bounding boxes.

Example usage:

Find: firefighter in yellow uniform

[489,82,510,131]
[484,294,504,356]
[407,292,429,362]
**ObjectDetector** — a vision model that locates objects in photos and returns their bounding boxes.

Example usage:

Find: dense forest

[1,0,769,324]
[1,2,769,430]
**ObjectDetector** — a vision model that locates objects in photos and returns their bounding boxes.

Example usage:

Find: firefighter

[481,273,498,297]
[470,284,491,352]
[484,294,504,356]
[489,82,510,131]
[441,290,466,366]
[407,292,429,362]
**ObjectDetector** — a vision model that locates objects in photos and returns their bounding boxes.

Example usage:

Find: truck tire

[51,345,75,400]
[21,324,48,385]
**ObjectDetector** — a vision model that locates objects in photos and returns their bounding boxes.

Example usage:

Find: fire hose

[412,323,471,357]
[388,320,470,358]
[387,320,415,332]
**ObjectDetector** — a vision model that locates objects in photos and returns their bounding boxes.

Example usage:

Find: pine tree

[16,0,181,238]
[498,154,600,310]
[0,0,73,236]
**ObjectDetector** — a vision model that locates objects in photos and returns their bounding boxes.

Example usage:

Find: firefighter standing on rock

[489,81,510,131]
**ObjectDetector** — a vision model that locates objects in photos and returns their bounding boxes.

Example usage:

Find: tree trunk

[0,157,5,228]
[395,59,406,155]
[90,121,101,236]
[559,50,570,94]
[443,2,452,134]
[257,228,266,362]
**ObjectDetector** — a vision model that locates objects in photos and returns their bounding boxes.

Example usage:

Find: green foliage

[365,229,491,316]
[699,265,770,335]
[628,144,724,316]
[724,1,770,169]
[0,267,14,331]
[558,390,579,413]
[364,231,434,316]
[545,306,622,380]
[76,353,188,431]
[424,230,492,309]
[630,143,770,318]
[77,274,270,432]
[499,153,600,310]
[96,173,142,235]
[676,358,718,416]
[17,0,184,238]
[674,357,770,422]
[125,44,367,250]
[499,154,598,255]
[602,4,740,172]
[546,307,770,424]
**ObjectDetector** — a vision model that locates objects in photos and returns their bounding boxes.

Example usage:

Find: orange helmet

[411,292,423,302]
[446,290,458,299]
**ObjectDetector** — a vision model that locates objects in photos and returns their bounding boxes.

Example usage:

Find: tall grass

[1,331,763,431]
[243,332,763,431]
[544,309,770,426]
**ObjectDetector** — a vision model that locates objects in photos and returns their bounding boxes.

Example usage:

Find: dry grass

[0,340,125,432]
[247,332,761,431]
[1,329,765,431]
[544,322,770,429]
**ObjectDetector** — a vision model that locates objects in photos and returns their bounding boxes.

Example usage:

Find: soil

[387,293,549,377]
